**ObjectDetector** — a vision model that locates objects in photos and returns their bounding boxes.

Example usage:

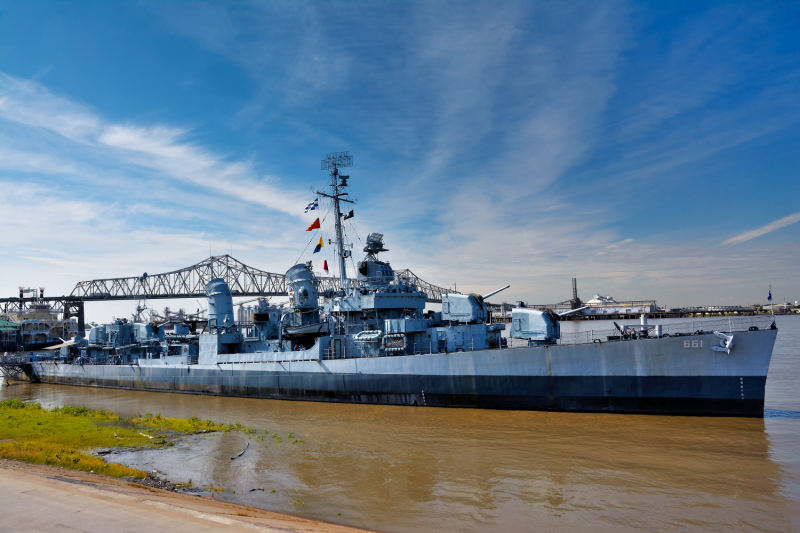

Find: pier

[487,278,757,322]
[488,304,756,322]
[0,356,35,381]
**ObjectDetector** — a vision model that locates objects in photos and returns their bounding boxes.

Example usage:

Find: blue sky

[1,1,799,321]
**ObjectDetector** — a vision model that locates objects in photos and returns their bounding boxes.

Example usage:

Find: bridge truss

[67,255,451,303]
[0,255,454,339]
[69,255,286,300]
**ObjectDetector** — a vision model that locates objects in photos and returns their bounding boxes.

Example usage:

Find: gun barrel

[557,306,588,317]
[482,285,511,300]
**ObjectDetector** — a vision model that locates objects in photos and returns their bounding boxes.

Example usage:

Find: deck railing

[556,315,774,346]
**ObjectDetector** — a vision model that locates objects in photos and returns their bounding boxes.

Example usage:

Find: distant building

[764,301,797,314]
[558,294,659,316]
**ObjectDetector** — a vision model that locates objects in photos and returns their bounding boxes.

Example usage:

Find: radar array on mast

[320,151,353,170]
[317,151,355,284]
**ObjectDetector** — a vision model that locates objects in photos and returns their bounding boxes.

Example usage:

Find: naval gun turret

[509,307,560,345]
[442,285,510,324]
[509,304,589,345]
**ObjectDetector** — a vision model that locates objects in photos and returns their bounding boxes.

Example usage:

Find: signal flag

[323,260,329,274]
[306,218,321,231]
[313,237,324,253]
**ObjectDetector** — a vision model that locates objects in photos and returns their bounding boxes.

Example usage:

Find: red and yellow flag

[306,218,321,231]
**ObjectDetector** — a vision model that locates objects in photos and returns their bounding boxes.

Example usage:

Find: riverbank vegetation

[0,398,222,478]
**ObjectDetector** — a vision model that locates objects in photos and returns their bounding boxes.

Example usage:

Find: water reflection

[765,409,800,419]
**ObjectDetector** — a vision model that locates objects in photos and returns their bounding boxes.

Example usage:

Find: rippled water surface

[3,315,798,532]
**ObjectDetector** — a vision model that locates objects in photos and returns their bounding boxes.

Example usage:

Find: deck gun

[509,304,589,345]
[442,285,510,323]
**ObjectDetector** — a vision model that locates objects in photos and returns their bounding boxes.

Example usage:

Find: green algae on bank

[0,398,222,478]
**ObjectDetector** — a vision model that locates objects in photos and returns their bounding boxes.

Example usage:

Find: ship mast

[317,152,354,285]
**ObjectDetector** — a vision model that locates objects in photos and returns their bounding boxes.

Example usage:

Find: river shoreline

[0,459,377,533]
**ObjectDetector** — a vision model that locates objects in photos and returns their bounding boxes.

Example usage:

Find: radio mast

[317,151,354,285]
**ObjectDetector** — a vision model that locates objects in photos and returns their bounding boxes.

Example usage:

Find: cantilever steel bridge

[67,255,454,303]
[0,255,456,336]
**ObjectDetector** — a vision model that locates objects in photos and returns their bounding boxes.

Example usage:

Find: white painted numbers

[683,340,703,348]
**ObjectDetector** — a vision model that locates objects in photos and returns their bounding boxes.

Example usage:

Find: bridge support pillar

[64,301,86,337]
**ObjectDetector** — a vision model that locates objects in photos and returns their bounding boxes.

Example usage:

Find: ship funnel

[286,262,319,309]
[482,285,510,300]
[206,278,234,327]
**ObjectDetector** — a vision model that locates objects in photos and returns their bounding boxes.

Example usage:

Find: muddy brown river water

[3,315,799,532]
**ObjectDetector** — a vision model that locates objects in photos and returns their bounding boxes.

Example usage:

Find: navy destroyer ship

[26,153,778,417]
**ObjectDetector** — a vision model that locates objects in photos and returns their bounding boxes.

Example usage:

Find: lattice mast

[317,152,354,285]
[570,278,582,309]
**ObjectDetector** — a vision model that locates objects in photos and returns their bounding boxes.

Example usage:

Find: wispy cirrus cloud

[0,72,307,217]
[722,211,800,246]
[97,124,306,215]
[0,72,102,142]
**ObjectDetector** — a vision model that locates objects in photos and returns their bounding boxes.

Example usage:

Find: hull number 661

[684,340,703,348]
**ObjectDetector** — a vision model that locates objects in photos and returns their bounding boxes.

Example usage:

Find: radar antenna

[317,152,354,285]
[364,233,388,261]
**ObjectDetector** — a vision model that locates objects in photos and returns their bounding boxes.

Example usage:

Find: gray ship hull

[30,329,777,417]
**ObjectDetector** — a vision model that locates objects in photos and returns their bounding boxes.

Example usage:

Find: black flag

[343,210,355,220]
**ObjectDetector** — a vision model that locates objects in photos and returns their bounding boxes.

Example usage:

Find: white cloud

[0,72,309,217]
[0,144,81,175]
[97,125,307,216]
[0,73,101,142]
[722,211,800,245]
